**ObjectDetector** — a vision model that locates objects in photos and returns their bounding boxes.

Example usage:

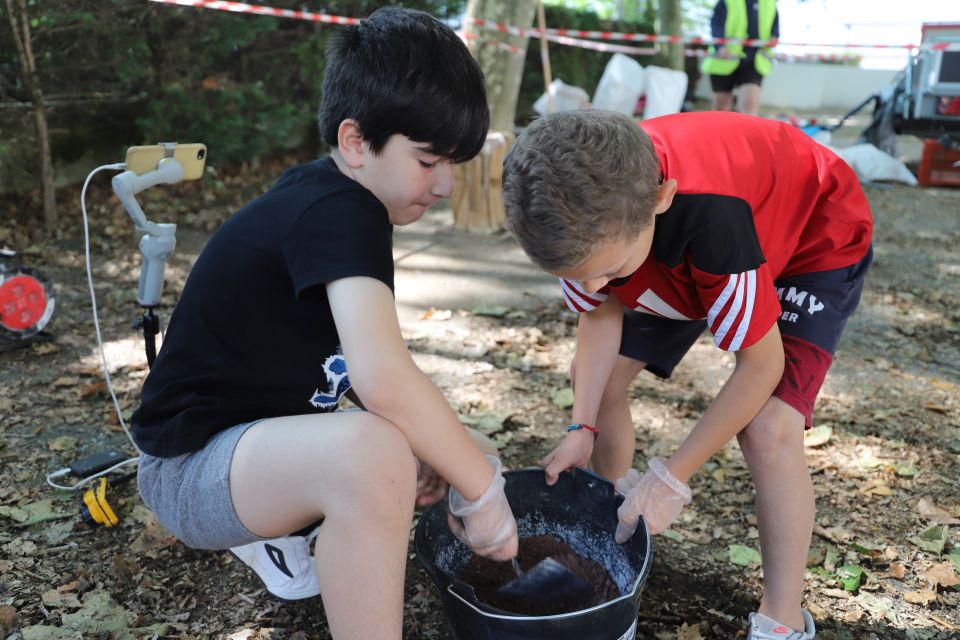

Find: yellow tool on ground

[81,477,120,527]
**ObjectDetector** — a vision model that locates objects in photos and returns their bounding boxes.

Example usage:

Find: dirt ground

[1,153,959,640]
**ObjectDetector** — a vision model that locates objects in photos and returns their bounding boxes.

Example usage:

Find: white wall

[695,62,900,111]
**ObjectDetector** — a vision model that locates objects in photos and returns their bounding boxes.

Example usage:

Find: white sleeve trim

[559,278,607,312]
[709,269,757,351]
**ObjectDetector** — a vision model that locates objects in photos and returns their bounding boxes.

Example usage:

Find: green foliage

[137,83,305,165]
[1,0,466,193]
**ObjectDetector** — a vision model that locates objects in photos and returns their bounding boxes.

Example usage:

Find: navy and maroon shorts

[619,246,873,427]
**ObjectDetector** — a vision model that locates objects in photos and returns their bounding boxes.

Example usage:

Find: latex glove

[614,457,692,542]
[540,429,595,486]
[447,455,518,561]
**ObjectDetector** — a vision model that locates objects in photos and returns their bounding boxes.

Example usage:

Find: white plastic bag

[828,143,918,185]
[641,66,688,119]
[592,53,645,115]
[533,79,591,116]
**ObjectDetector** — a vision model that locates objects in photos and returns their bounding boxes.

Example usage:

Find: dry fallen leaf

[924,403,950,415]
[814,524,853,544]
[78,380,107,399]
[888,562,908,580]
[41,588,81,608]
[859,479,892,496]
[0,605,18,636]
[32,342,59,355]
[804,424,833,447]
[930,377,957,393]
[676,622,704,640]
[923,561,960,589]
[903,589,938,606]
[47,436,77,452]
[418,308,452,321]
[916,496,960,525]
[129,510,178,558]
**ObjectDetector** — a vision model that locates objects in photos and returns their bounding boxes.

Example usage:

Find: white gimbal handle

[111,157,182,307]
[111,157,183,235]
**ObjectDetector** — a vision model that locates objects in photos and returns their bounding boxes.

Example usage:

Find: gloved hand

[540,428,595,486]
[614,457,692,542]
[447,455,518,561]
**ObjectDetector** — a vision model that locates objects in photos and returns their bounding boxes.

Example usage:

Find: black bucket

[414,468,652,640]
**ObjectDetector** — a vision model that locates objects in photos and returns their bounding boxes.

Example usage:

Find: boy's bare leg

[712,90,734,111]
[737,397,813,632]
[590,355,647,481]
[736,83,762,116]
[230,412,417,640]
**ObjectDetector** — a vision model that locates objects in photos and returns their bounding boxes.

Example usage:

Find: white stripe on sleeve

[560,278,607,312]
[713,273,745,347]
[707,274,739,327]
[727,270,756,351]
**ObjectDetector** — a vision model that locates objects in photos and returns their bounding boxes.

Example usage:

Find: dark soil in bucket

[460,535,620,616]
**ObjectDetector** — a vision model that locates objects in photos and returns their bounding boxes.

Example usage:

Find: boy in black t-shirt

[131,8,518,637]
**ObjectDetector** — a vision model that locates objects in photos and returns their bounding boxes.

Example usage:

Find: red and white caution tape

[466,35,861,63]
[469,16,960,52]
[545,32,657,56]
[462,31,527,57]
[772,52,862,64]
[148,1,960,53]
[148,0,358,25]
[466,31,657,57]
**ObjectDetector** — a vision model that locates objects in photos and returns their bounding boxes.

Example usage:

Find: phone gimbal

[111,143,184,366]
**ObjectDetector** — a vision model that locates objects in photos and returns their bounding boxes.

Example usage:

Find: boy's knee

[738,405,804,463]
[340,414,417,505]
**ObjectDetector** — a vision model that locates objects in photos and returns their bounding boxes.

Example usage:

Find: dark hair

[319,7,489,163]
[502,109,661,271]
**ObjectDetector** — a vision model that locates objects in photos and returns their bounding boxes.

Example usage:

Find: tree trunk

[465,0,538,132]
[5,0,57,227]
[658,0,684,72]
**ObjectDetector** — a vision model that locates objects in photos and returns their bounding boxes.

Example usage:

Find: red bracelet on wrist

[567,423,599,439]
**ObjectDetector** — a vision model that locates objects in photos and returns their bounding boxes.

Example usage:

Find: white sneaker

[230,528,321,601]
[747,609,816,639]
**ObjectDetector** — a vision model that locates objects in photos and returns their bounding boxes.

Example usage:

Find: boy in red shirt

[502,109,872,639]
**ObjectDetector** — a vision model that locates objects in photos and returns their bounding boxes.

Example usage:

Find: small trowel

[494,557,592,609]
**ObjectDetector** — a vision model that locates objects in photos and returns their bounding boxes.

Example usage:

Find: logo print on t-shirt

[309,349,352,409]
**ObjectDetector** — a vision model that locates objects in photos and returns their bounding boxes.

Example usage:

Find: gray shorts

[137,421,270,550]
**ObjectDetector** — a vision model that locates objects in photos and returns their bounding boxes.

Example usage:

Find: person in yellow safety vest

[702,0,779,116]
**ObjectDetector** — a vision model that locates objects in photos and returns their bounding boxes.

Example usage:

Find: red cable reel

[0,262,56,341]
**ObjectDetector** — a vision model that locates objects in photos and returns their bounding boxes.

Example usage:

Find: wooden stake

[536,0,553,113]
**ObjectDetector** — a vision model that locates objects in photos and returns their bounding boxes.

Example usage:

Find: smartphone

[68,450,127,477]
[124,143,207,181]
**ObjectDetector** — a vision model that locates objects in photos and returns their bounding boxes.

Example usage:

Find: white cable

[46,457,140,491]
[51,163,143,492]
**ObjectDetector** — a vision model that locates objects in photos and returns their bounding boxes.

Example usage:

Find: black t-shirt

[132,157,393,457]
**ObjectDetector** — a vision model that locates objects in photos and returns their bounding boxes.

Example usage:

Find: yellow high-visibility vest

[701,0,776,77]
